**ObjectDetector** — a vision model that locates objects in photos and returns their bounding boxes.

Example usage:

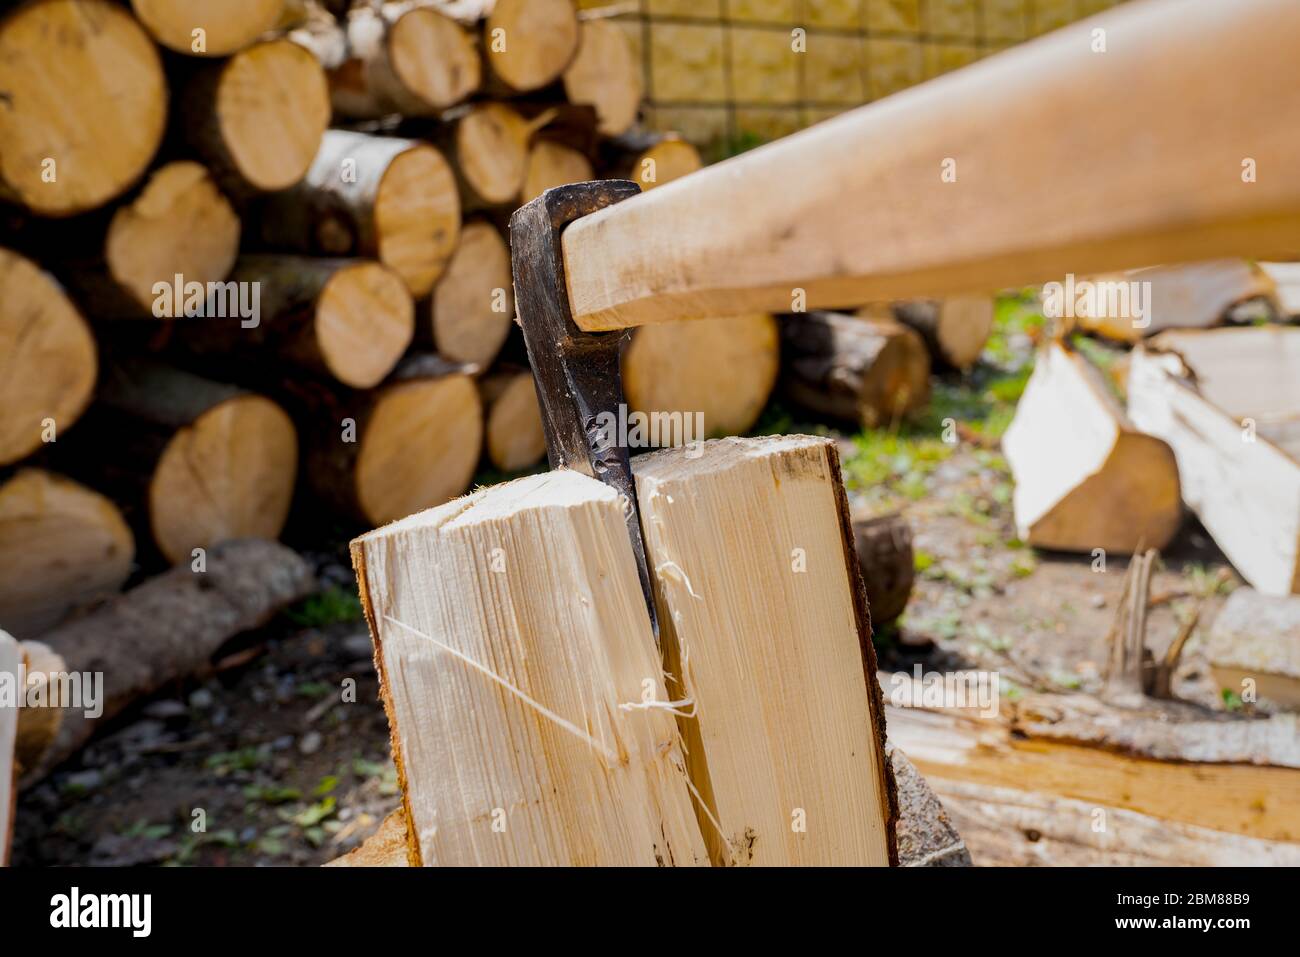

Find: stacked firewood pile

[0,0,709,639]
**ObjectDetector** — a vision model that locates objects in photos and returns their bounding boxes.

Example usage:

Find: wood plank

[562,0,1300,331]
[634,436,895,866]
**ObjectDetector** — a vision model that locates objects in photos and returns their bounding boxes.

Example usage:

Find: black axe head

[507,180,660,643]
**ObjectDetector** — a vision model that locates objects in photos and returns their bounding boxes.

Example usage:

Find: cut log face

[0,0,167,216]
[889,297,994,371]
[351,470,709,866]
[485,0,579,92]
[0,630,17,866]
[454,103,532,205]
[429,221,514,367]
[0,249,97,466]
[1127,330,1300,594]
[1207,589,1300,711]
[133,0,286,56]
[187,38,331,193]
[260,131,461,297]
[0,470,135,637]
[1003,340,1182,554]
[1064,259,1279,343]
[105,161,241,314]
[634,436,896,866]
[622,314,779,440]
[562,19,642,137]
[481,368,546,473]
[780,312,931,428]
[521,140,594,203]
[624,134,702,191]
[384,4,481,109]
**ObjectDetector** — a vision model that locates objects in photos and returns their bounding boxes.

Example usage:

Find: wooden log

[780,312,931,429]
[0,630,17,865]
[1206,589,1300,711]
[0,0,167,217]
[87,362,299,565]
[324,807,410,867]
[559,0,1300,331]
[12,640,65,775]
[561,18,641,137]
[0,249,98,467]
[258,131,460,297]
[132,0,286,56]
[351,468,709,866]
[437,103,537,208]
[28,539,315,778]
[306,355,483,526]
[1064,259,1279,343]
[178,256,415,389]
[521,140,593,204]
[634,436,896,865]
[889,297,994,371]
[480,366,545,472]
[605,131,702,192]
[302,1,481,118]
[0,470,135,637]
[933,779,1300,867]
[483,0,579,93]
[1127,329,1300,594]
[180,38,331,195]
[1259,262,1300,319]
[851,512,915,626]
[1003,340,1182,554]
[428,220,514,367]
[622,314,779,441]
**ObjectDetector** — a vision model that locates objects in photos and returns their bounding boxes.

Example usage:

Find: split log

[483,0,579,93]
[779,312,931,429]
[427,220,514,366]
[1206,588,1300,711]
[1063,259,1279,343]
[12,641,65,775]
[258,131,460,297]
[1003,340,1182,554]
[634,436,897,866]
[1127,329,1300,594]
[1258,262,1300,319]
[0,0,167,216]
[606,131,702,191]
[85,362,299,565]
[179,256,415,388]
[180,38,331,195]
[351,468,709,866]
[521,140,593,203]
[887,745,971,866]
[132,0,286,56]
[889,297,994,371]
[480,367,545,473]
[561,18,641,137]
[622,314,779,440]
[0,249,97,466]
[851,512,915,626]
[0,630,17,865]
[29,539,315,778]
[324,807,409,867]
[97,161,241,316]
[437,103,536,207]
[0,470,135,637]
[304,1,481,118]
[933,779,1300,867]
[306,355,483,526]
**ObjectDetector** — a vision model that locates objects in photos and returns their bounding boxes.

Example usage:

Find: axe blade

[508,180,660,643]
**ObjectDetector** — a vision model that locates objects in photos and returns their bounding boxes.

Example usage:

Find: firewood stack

[0,0,715,638]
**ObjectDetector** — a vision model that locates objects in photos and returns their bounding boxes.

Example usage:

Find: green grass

[283,585,363,628]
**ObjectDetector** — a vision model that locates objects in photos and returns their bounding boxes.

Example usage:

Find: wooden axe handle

[562,0,1300,332]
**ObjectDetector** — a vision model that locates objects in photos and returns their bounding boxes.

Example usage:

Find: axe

[509,0,1300,640]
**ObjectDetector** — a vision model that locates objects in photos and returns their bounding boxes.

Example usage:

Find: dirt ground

[12,298,1245,866]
